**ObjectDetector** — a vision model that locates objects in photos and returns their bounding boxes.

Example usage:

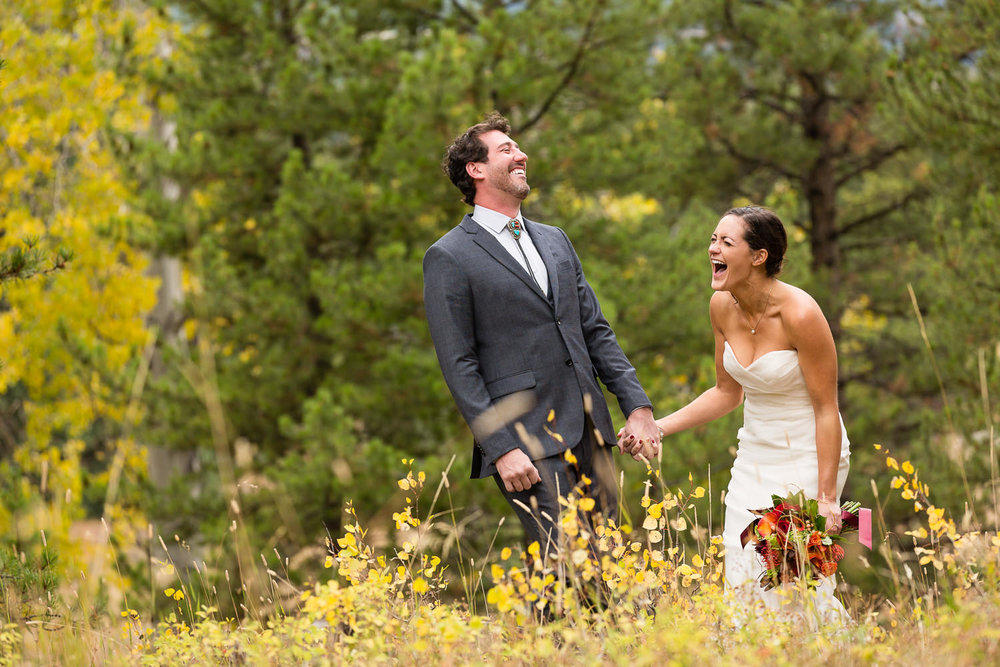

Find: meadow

[4,445,999,666]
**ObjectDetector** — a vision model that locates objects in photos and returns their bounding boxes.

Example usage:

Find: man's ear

[465,161,485,181]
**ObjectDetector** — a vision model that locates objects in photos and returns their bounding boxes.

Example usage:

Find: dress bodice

[723,341,808,406]
[722,341,848,460]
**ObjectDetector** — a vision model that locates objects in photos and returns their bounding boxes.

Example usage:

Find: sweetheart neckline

[724,340,797,370]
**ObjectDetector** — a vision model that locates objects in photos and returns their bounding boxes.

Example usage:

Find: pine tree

[644,0,925,330]
[123,0,673,557]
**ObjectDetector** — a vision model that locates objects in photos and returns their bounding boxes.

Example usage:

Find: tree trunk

[799,73,843,341]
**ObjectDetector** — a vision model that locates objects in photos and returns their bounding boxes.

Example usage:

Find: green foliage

[878,0,1000,517]
[0,544,59,623]
[0,545,58,599]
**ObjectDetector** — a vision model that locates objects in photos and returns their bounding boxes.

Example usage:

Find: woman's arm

[785,290,843,527]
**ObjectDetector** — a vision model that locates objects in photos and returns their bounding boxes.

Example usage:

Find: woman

[625,205,850,618]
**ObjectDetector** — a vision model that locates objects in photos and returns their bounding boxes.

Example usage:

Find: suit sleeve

[560,228,652,416]
[422,244,521,465]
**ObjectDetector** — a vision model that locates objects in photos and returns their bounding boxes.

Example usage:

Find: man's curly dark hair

[442,112,512,206]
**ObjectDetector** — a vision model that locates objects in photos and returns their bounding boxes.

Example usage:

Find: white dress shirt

[473,205,549,296]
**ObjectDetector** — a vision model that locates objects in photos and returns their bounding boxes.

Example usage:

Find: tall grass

[3,442,1000,666]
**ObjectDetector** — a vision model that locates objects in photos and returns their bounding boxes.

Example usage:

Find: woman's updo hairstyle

[726,205,787,277]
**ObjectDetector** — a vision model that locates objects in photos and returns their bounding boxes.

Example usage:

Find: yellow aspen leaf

[579,497,596,512]
[901,461,915,475]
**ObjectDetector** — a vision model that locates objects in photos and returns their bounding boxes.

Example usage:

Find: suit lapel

[462,215,552,305]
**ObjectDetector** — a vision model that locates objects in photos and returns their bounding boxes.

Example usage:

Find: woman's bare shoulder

[779,283,830,336]
[709,290,733,310]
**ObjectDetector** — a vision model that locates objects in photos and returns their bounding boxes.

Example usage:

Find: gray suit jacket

[423,214,651,478]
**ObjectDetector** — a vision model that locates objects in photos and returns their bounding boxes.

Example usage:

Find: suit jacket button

[565,359,573,366]
[555,320,562,326]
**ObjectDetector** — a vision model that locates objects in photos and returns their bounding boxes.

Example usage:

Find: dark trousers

[493,419,619,558]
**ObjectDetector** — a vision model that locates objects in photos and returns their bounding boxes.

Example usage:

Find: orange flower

[757,510,781,537]
[818,560,838,576]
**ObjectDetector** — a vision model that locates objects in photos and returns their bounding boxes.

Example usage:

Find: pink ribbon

[858,507,873,549]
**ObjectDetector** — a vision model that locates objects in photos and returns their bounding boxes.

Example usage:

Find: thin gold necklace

[734,282,774,335]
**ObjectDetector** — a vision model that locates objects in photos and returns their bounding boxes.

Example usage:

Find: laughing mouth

[712,259,727,277]
[511,167,526,177]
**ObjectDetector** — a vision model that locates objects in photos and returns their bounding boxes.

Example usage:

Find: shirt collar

[473,205,522,235]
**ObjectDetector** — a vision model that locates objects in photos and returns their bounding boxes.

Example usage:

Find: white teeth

[511,168,525,176]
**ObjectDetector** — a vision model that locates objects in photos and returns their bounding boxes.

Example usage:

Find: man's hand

[617,407,661,461]
[495,448,542,492]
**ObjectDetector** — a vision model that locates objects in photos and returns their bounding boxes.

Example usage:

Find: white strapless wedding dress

[721,341,851,624]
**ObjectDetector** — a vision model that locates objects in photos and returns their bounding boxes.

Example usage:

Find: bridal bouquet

[740,492,870,591]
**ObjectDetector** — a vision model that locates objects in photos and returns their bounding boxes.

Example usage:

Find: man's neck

[474,194,521,219]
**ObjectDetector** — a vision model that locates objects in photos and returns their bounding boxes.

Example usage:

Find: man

[423,112,660,553]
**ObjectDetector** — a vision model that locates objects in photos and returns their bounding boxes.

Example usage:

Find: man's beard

[497,171,530,200]
[503,179,531,200]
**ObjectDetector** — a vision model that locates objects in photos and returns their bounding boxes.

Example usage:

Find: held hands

[495,448,542,493]
[616,407,662,462]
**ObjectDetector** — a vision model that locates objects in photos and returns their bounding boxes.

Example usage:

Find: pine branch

[0,239,73,284]
[518,0,605,133]
[836,189,927,238]
[718,136,800,182]
[834,143,908,188]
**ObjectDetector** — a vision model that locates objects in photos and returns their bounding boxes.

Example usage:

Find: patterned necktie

[507,218,539,287]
